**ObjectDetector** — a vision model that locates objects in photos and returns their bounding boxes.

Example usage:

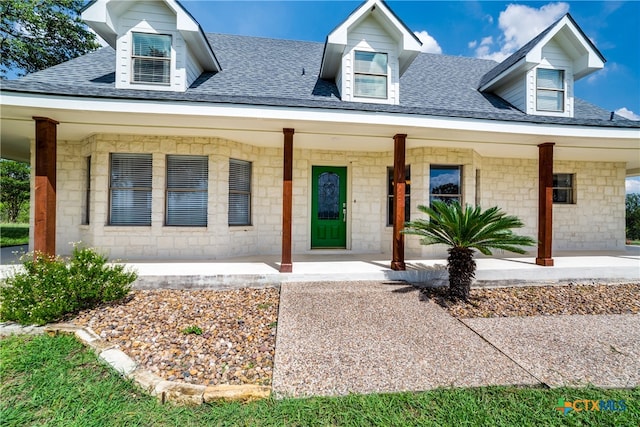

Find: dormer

[479,14,605,118]
[82,0,220,92]
[319,0,422,105]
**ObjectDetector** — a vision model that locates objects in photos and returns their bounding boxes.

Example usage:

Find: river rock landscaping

[72,288,278,387]
[421,282,640,318]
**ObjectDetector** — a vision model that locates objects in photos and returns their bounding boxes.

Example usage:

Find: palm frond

[403,201,536,255]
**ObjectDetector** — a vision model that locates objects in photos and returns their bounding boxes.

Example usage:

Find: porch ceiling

[2,98,639,170]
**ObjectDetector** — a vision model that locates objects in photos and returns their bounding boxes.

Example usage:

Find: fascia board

[479,57,529,92]
[4,92,639,141]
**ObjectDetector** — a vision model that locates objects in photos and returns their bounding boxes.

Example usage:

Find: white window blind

[132,33,171,85]
[536,69,564,112]
[229,159,251,226]
[109,153,152,225]
[166,155,208,226]
[354,51,388,99]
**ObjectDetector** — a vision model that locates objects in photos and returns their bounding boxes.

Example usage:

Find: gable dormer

[82,0,220,92]
[479,14,605,118]
[319,0,422,105]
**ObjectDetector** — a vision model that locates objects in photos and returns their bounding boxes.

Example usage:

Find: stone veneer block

[128,369,165,393]
[99,348,137,376]
[45,323,81,333]
[203,384,271,402]
[154,381,205,406]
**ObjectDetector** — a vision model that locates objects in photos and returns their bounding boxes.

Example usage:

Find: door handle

[342,202,346,222]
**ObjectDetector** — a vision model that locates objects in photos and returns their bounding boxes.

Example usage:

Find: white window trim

[131,32,172,86]
[535,68,566,114]
[353,50,389,101]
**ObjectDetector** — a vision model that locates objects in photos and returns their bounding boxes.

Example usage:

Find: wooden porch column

[33,116,59,256]
[391,134,407,271]
[536,142,555,266]
[280,128,294,273]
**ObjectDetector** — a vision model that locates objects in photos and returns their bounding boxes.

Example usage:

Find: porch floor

[1,246,638,289]
[110,248,640,289]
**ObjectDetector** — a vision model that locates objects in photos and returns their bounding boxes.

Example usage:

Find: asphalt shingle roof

[2,32,637,128]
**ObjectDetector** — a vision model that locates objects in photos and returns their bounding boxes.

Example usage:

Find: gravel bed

[72,288,279,386]
[421,282,640,318]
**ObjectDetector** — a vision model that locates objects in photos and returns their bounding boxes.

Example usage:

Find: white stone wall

[42,134,627,259]
[480,157,626,252]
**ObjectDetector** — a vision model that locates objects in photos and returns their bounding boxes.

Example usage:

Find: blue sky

[179,1,640,193]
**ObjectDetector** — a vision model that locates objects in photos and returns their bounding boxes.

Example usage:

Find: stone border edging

[0,322,271,406]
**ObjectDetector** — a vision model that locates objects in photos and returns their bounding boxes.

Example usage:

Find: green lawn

[0,223,29,247]
[1,334,637,426]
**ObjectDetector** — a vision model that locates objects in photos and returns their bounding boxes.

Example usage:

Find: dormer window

[536,68,565,113]
[132,33,171,85]
[354,51,388,99]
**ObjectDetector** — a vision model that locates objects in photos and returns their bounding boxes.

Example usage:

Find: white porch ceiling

[2,96,639,171]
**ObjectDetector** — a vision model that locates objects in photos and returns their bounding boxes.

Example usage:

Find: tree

[0,160,30,223]
[403,201,535,301]
[626,193,640,241]
[0,0,99,78]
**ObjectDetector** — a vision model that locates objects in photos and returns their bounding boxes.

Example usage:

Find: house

[1,0,638,272]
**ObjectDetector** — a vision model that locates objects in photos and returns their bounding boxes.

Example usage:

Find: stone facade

[30,133,627,260]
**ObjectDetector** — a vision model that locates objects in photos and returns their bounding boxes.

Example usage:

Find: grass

[1,334,638,426]
[0,223,29,247]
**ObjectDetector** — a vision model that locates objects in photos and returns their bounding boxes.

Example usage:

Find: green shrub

[0,246,136,325]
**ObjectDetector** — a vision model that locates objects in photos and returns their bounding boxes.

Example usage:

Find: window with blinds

[536,68,565,112]
[132,32,171,85]
[109,153,152,226]
[82,156,91,225]
[228,159,252,226]
[166,155,208,226]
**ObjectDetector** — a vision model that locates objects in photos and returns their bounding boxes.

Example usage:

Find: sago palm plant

[403,201,535,301]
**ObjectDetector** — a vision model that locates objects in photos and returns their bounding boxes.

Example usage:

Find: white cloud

[468,40,477,49]
[615,107,640,121]
[626,177,640,194]
[414,30,443,54]
[473,2,569,61]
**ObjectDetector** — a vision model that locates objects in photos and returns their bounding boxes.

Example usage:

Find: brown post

[536,142,555,266]
[33,117,59,256]
[391,134,407,271]
[280,128,294,273]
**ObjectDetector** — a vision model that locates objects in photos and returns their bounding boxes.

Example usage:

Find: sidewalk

[272,281,640,397]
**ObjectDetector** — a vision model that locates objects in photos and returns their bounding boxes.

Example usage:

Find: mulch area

[72,288,278,387]
[420,282,640,318]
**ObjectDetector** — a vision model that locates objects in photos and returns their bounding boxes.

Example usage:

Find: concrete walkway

[272,281,640,397]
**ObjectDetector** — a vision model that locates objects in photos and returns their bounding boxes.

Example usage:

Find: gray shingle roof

[1,32,637,128]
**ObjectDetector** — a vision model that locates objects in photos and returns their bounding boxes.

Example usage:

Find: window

[553,173,575,204]
[132,33,171,85]
[229,159,251,226]
[536,69,564,112]
[354,51,388,99]
[166,155,208,226]
[109,153,152,226]
[430,165,462,206]
[387,166,410,226]
[82,156,91,225]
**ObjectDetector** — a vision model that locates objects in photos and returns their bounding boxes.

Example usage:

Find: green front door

[311,166,347,248]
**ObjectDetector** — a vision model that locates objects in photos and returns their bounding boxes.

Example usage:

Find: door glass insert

[317,172,340,220]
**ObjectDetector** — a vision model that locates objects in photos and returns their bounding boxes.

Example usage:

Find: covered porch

[2,93,638,270]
